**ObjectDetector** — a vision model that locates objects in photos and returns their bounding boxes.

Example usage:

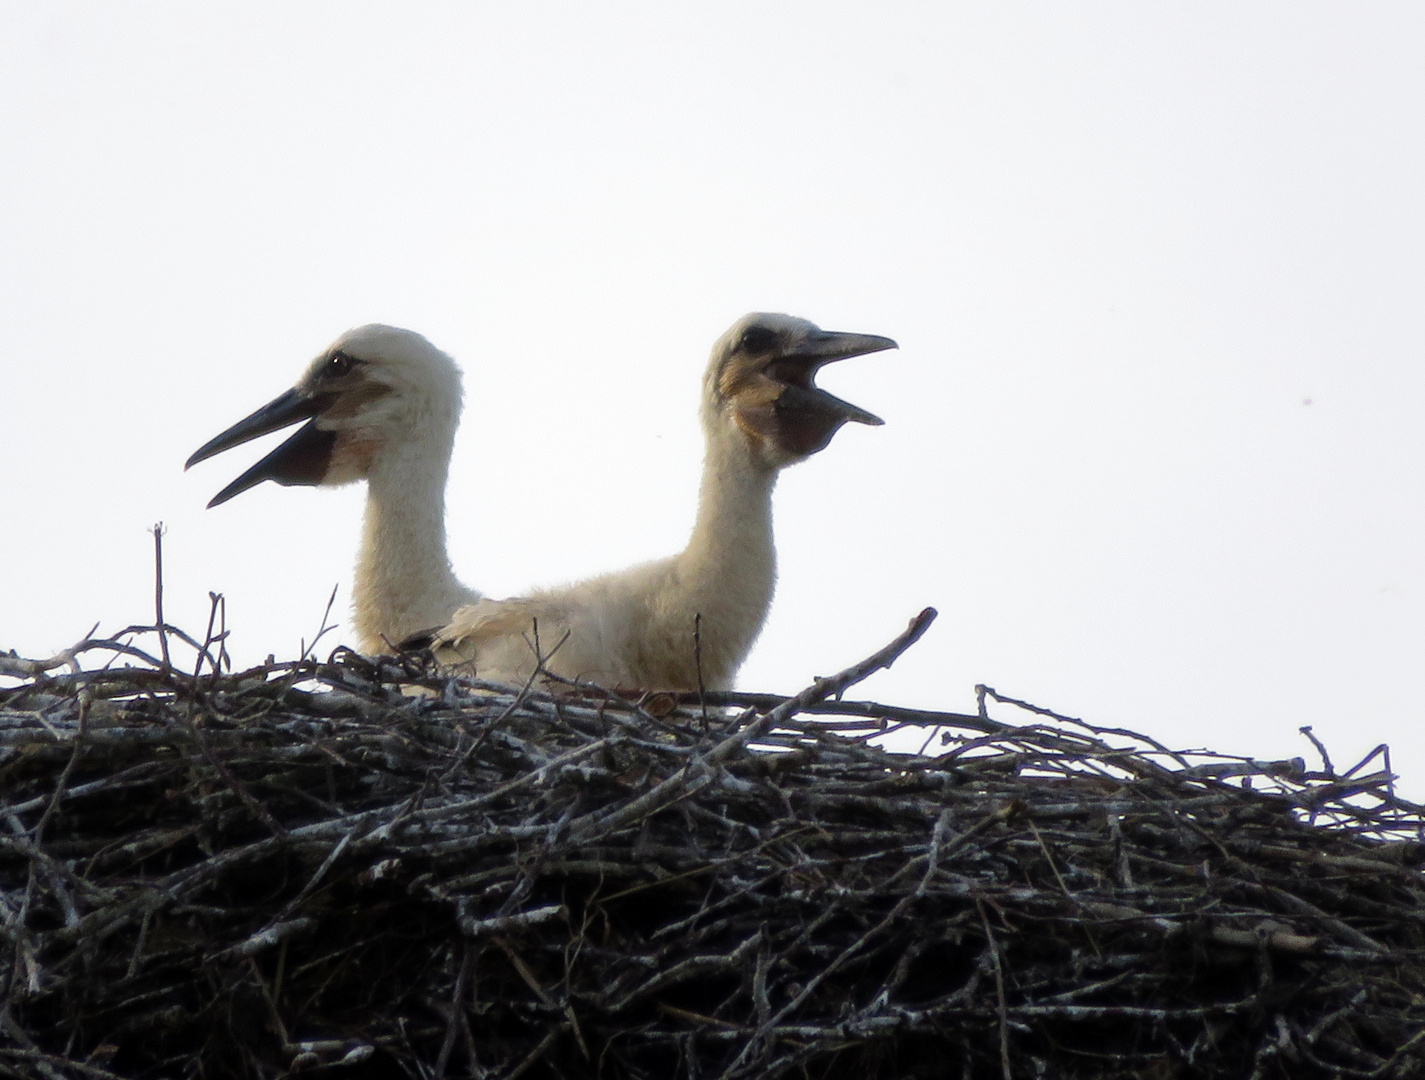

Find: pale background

[2,5,1421,790]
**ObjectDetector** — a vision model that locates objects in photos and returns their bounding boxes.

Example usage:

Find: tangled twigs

[3,612,1425,1079]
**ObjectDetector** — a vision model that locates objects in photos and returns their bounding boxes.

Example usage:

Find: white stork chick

[428,313,896,691]
[185,325,479,652]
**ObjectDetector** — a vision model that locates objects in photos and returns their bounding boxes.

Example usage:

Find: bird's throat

[353,439,472,652]
[672,434,779,686]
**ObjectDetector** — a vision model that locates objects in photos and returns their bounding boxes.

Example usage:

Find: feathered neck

[664,425,779,688]
[352,426,475,652]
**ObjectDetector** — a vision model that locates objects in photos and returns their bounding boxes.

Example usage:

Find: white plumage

[185,324,479,652]
[430,313,895,691]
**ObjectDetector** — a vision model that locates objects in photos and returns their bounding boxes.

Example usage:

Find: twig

[151,523,172,671]
[694,611,708,734]
[434,944,475,1079]
[978,901,1013,1080]
[1299,725,1336,777]
[32,691,90,845]
[300,584,341,662]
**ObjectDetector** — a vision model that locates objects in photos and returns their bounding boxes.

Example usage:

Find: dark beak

[185,387,338,508]
[783,330,897,426]
[796,330,899,365]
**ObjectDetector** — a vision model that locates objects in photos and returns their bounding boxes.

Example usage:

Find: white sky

[2,4,1422,790]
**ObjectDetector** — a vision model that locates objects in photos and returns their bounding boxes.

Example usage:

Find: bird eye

[327,351,354,377]
[739,326,779,355]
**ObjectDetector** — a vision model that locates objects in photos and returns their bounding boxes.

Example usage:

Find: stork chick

[430,313,895,691]
[185,325,478,651]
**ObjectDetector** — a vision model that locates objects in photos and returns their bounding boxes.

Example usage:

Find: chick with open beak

[427,312,897,692]
[184,335,404,506]
[709,313,894,468]
[183,325,479,652]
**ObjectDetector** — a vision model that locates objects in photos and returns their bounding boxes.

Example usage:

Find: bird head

[185,324,462,508]
[705,313,896,469]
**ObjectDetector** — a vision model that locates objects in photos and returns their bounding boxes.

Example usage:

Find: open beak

[185,387,338,508]
[783,329,897,426]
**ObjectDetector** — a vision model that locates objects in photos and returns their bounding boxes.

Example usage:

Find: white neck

[352,431,476,652]
[663,427,778,687]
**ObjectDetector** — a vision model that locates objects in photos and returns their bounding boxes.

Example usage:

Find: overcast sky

[2,4,1422,790]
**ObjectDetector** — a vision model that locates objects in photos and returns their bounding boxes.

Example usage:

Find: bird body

[186,325,479,652]
[433,313,895,691]
[444,437,777,690]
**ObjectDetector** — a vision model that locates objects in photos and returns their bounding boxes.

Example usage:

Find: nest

[4,607,1425,1080]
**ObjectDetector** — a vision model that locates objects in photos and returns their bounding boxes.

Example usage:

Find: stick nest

[3,610,1425,1080]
